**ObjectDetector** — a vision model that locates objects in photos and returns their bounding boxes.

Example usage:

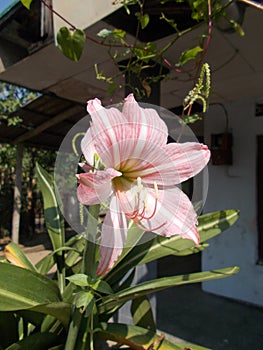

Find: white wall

[52,1,122,35]
[203,97,263,306]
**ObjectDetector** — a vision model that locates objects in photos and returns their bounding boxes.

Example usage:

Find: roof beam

[12,106,81,145]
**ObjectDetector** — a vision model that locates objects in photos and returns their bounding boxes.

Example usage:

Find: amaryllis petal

[164,142,210,183]
[96,197,128,276]
[78,168,122,187]
[126,142,210,186]
[122,94,168,147]
[77,168,121,205]
[87,98,102,113]
[79,162,93,173]
[77,182,110,205]
[77,94,210,275]
[86,98,125,167]
[81,128,97,166]
[139,187,199,244]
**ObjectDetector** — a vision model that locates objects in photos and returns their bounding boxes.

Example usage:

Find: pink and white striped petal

[122,94,168,147]
[139,186,199,245]
[77,168,121,205]
[81,129,97,167]
[87,98,126,168]
[126,142,210,186]
[96,196,128,276]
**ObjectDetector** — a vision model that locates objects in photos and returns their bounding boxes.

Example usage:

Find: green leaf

[20,0,33,10]
[57,27,85,62]
[105,233,193,286]
[75,291,95,317]
[112,29,126,38]
[160,12,178,30]
[98,322,210,350]
[97,28,113,38]
[35,252,56,275]
[172,243,209,256]
[100,267,239,313]
[66,274,113,295]
[140,14,150,29]
[105,210,239,286]
[0,263,61,311]
[5,332,63,350]
[182,114,203,124]
[107,82,117,95]
[35,163,65,253]
[65,235,85,268]
[0,263,71,326]
[66,273,90,287]
[35,247,79,275]
[131,296,156,332]
[33,302,71,327]
[178,46,203,66]
[91,280,113,295]
[36,163,66,292]
[175,210,239,256]
[198,209,239,242]
[4,242,38,272]
[97,28,126,39]
[113,268,136,292]
[229,20,245,37]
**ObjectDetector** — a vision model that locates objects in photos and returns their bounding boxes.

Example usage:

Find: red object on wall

[211,133,233,165]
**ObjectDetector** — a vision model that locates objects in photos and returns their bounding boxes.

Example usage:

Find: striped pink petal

[81,129,97,167]
[126,142,210,186]
[96,196,128,276]
[122,94,168,147]
[86,98,126,168]
[77,168,121,205]
[139,186,199,244]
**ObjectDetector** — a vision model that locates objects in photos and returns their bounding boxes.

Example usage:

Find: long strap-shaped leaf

[0,263,61,311]
[5,332,63,350]
[36,162,65,292]
[105,210,239,286]
[35,162,65,253]
[173,209,240,256]
[99,266,239,313]
[0,263,71,326]
[98,322,210,350]
[4,242,38,272]
[131,295,156,332]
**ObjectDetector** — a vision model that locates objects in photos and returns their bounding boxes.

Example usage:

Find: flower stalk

[82,204,101,277]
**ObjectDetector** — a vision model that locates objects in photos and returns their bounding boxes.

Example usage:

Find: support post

[12,144,23,244]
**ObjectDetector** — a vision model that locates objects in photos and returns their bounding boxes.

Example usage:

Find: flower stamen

[126,180,165,232]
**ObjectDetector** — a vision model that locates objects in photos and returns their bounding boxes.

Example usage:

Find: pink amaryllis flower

[77,94,210,276]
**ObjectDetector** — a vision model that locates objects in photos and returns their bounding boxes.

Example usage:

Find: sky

[0,0,20,19]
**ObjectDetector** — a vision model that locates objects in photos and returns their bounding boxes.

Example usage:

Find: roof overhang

[0,93,87,150]
[0,3,262,110]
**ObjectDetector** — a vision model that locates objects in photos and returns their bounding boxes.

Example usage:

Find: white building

[1,0,263,307]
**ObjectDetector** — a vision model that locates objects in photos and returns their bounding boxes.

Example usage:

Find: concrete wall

[203,97,263,307]
[52,0,122,35]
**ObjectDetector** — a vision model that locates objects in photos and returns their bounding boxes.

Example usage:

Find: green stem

[64,309,82,350]
[65,204,100,350]
[82,204,101,277]
[80,307,94,350]
[90,308,94,350]
[56,253,66,294]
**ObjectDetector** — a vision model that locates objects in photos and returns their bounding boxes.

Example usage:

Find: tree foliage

[0,82,55,241]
